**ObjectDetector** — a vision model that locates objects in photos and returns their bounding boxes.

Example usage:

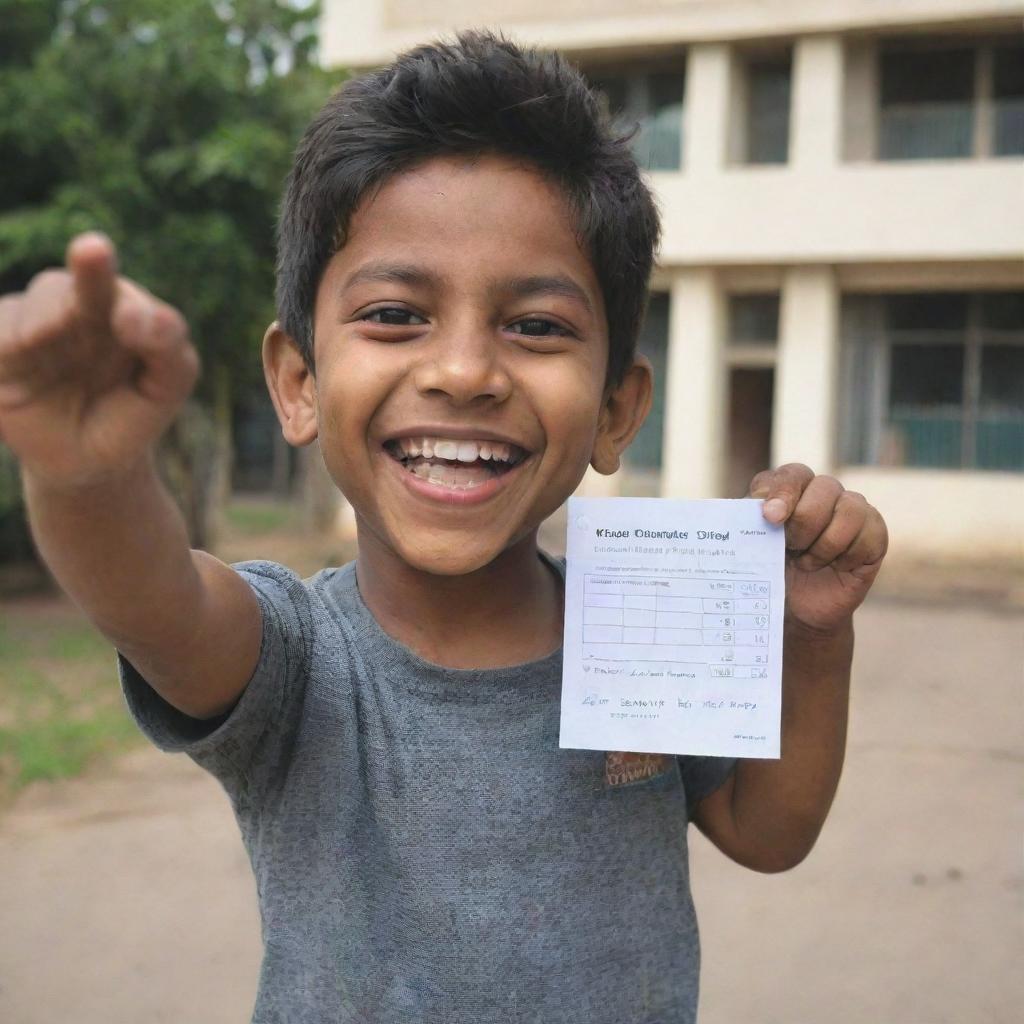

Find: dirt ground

[0,589,1020,1024]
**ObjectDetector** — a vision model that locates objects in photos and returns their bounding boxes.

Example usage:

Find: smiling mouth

[384,436,529,491]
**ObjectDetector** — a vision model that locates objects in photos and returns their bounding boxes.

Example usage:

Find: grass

[223,498,295,535]
[0,606,140,803]
[0,494,355,804]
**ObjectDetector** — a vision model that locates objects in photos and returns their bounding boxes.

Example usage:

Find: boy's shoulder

[232,549,568,655]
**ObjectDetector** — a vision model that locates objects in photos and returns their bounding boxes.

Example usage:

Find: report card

[559,496,785,759]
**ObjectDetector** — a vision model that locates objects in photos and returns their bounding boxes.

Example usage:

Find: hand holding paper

[560,496,785,759]
[751,464,889,635]
[577,466,890,874]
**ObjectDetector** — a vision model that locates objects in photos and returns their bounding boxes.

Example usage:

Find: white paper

[559,497,785,759]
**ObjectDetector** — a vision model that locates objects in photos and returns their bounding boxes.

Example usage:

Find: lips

[384,433,529,492]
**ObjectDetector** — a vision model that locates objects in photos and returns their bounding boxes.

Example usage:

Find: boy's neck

[354,528,563,670]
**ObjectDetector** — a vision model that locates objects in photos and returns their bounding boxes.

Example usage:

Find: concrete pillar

[685,44,733,175]
[791,34,844,169]
[662,268,726,498]
[773,265,839,473]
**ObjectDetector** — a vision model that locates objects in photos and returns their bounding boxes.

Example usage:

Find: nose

[412,321,512,406]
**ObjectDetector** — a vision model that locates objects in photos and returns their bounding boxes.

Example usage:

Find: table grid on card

[581,573,772,678]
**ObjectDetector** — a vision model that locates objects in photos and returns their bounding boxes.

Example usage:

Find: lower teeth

[409,462,488,490]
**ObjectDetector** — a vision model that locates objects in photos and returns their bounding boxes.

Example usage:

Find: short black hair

[275,29,661,386]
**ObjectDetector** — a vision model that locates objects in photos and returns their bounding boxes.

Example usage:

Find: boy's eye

[508,318,570,337]
[364,307,427,326]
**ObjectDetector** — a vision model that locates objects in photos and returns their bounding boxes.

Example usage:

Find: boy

[0,31,886,1024]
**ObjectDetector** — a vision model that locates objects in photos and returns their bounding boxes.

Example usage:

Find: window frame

[584,56,687,172]
[841,292,1024,471]
[743,48,793,166]
[875,34,1024,161]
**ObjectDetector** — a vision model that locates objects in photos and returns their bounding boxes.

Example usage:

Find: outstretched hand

[750,464,888,635]
[0,232,198,488]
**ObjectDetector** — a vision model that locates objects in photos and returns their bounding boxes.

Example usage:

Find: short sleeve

[677,756,736,821]
[119,560,313,806]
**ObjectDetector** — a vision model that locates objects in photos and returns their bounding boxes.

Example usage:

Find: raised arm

[692,464,888,872]
[0,233,260,719]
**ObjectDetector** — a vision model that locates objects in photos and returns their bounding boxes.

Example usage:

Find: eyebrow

[340,261,595,316]
[341,261,434,292]
[506,275,594,316]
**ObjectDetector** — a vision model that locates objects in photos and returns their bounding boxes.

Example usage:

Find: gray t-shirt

[121,557,735,1024]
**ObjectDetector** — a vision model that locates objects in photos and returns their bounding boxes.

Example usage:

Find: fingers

[124,301,200,406]
[0,236,198,413]
[784,475,846,553]
[750,464,889,576]
[795,490,867,570]
[67,232,117,330]
[11,234,118,351]
[751,463,847,552]
[0,293,22,350]
[833,503,888,576]
[11,270,74,353]
[749,463,815,524]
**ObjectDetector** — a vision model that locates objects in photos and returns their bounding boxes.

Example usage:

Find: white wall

[837,468,1024,560]
[321,0,1024,69]
[652,163,1024,267]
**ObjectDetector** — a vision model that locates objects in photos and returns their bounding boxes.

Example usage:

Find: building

[320,0,1024,560]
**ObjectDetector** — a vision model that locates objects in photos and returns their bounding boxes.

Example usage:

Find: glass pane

[993,38,1024,156]
[879,47,975,159]
[889,344,964,405]
[994,99,1024,155]
[886,292,968,334]
[879,103,974,160]
[993,42,1024,98]
[884,413,963,467]
[729,293,779,345]
[975,419,1024,470]
[886,344,964,468]
[978,345,1024,469]
[628,293,669,469]
[838,295,884,465]
[746,57,791,164]
[979,291,1024,333]
[589,75,629,119]
[980,345,1024,408]
[643,73,685,171]
[587,70,685,171]
[881,47,975,104]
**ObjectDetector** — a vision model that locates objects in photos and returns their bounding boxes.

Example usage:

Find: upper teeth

[395,437,516,463]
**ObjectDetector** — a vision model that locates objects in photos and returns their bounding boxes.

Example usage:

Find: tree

[0,0,336,557]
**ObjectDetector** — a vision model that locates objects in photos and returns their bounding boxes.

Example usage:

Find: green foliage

[0,0,334,374]
[0,610,138,795]
[0,0,338,559]
[224,496,294,533]
[0,710,139,787]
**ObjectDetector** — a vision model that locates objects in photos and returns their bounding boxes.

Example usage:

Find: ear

[591,355,654,476]
[262,321,318,447]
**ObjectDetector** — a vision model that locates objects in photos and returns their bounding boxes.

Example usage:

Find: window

[879,45,974,159]
[993,41,1024,156]
[743,53,792,164]
[878,37,1024,160]
[840,292,1024,470]
[729,293,780,346]
[588,66,686,171]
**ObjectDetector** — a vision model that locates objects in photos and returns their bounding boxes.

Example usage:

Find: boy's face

[267,153,649,577]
